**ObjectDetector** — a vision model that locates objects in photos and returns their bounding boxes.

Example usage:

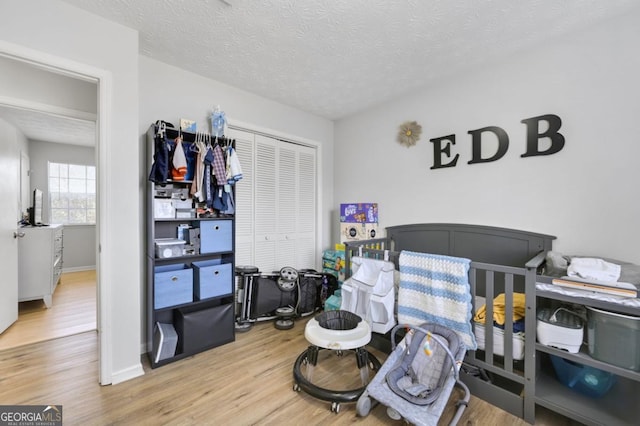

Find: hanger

[190,132,200,153]
[189,137,200,153]
[174,127,183,148]
[156,120,166,138]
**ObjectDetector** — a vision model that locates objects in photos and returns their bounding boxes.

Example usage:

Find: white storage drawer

[18,224,64,308]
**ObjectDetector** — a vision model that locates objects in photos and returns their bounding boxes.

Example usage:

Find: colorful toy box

[339,203,379,243]
[323,245,345,284]
[340,203,378,223]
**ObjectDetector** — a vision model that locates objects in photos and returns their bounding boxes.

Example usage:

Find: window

[48,162,96,224]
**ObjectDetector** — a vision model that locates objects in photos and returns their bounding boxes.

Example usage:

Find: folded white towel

[568,257,621,282]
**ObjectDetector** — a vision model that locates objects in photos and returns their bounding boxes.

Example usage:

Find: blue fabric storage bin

[154,264,193,309]
[200,220,233,253]
[193,260,233,300]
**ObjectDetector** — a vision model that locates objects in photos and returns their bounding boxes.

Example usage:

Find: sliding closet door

[228,128,317,273]
[293,145,316,268]
[254,135,278,271]
[232,130,254,267]
[276,141,296,268]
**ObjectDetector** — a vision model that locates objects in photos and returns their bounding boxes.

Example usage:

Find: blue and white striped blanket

[398,250,477,350]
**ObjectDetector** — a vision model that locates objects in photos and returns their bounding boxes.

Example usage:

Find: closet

[227,128,317,273]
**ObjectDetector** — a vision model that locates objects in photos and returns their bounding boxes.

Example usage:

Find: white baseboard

[62,265,96,273]
[110,362,145,385]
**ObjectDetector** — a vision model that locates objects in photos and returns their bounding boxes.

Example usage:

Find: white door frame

[0,40,113,384]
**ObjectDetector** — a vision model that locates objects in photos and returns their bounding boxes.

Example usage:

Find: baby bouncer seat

[356,323,470,425]
[357,250,475,425]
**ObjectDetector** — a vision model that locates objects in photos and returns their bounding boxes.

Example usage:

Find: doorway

[0,47,108,382]
[0,270,96,350]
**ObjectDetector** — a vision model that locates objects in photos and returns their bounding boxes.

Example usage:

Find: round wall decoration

[397,121,422,147]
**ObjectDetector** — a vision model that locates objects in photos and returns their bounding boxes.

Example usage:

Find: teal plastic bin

[550,355,615,398]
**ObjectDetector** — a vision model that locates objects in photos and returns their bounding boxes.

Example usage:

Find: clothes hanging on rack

[148,121,171,184]
[171,136,187,181]
[223,189,235,215]
[211,142,227,185]
[184,139,197,181]
[148,120,240,218]
[190,133,206,201]
[212,186,227,212]
[226,145,243,184]
[203,143,214,209]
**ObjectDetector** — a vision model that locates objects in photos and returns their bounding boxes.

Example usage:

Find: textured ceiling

[0,105,95,146]
[59,0,639,120]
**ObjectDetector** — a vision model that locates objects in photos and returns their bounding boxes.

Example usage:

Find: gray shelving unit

[535,290,640,426]
[146,123,236,368]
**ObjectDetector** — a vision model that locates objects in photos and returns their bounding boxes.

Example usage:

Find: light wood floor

[0,314,574,425]
[0,270,96,351]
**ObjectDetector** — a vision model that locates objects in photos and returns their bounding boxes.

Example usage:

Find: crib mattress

[474,322,525,360]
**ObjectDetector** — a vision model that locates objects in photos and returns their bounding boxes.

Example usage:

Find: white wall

[0,0,142,384]
[139,56,334,250]
[0,55,97,113]
[29,140,96,271]
[0,119,29,157]
[334,9,640,264]
[0,118,29,220]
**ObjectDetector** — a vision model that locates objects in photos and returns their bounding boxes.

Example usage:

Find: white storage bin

[155,238,186,259]
[154,198,175,219]
[537,308,584,353]
[153,322,178,362]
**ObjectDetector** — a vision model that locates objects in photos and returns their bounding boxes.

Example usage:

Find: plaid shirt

[212,144,227,186]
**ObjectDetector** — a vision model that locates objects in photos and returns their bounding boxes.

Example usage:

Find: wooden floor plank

[0,315,572,425]
[0,270,96,351]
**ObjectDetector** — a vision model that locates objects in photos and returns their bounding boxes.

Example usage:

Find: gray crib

[344,223,555,423]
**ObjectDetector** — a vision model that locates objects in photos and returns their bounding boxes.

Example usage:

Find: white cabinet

[18,224,64,308]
